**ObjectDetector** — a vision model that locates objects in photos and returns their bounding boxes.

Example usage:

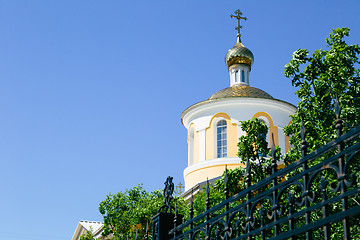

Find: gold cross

[230,10,247,38]
[176,183,184,195]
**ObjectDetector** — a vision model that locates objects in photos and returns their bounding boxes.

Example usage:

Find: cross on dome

[230,9,247,43]
[226,10,253,86]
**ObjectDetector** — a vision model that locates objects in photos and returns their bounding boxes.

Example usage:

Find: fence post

[152,212,176,240]
[224,166,231,239]
[245,156,252,240]
[300,117,312,240]
[205,178,210,239]
[320,176,330,239]
[189,189,194,240]
[152,176,183,240]
[270,134,280,237]
[288,191,296,240]
[260,205,265,240]
[335,97,350,239]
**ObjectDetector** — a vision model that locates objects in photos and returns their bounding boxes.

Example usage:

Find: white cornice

[183,157,241,177]
[181,98,297,128]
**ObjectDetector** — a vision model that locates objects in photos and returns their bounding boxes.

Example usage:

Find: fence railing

[153,99,360,240]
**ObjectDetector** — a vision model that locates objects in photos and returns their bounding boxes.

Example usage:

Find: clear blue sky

[0,1,359,239]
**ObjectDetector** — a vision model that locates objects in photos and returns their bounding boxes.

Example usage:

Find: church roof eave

[180,97,297,126]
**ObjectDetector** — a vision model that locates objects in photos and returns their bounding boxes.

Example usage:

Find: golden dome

[209,85,273,100]
[225,41,254,68]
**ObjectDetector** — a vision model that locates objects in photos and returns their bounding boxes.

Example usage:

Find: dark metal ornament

[230,9,247,40]
[157,176,175,214]
[163,176,174,212]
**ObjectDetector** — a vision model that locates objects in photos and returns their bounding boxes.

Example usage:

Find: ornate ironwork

[300,115,307,158]
[162,101,360,240]
[158,176,175,214]
[153,177,183,240]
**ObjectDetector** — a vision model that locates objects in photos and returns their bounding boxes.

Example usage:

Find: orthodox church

[72,10,297,239]
[181,11,296,194]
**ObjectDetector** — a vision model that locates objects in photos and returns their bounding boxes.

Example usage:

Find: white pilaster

[198,129,206,162]
[229,64,251,86]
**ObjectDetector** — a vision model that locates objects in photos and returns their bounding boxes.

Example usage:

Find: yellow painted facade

[184,163,245,190]
[205,113,237,160]
[184,110,295,191]
[252,112,279,147]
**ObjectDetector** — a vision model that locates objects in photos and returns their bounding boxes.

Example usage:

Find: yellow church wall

[205,113,237,160]
[185,109,294,190]
[252,112,279,147]
[184,163,244,191]
[228,120,238,158]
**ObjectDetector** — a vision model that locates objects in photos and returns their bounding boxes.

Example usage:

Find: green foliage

[237,118,270,162]
[215,118,280,195]
[192,28,360,238]
[283,27,360,165]
[215,167,247,196]
[99,184,163,240]
[189,183,224,220]
[98,184,189,240]
[281,27,360,238]
[80,227,95,240]
[237,118,281,179]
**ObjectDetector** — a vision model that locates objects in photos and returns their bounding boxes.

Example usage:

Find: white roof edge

[72,220,104,240]
[181,98,297,128]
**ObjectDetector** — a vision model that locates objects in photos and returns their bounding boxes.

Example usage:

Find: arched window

[241,70,245,82]
[257,119,268,158]
[217,120,227,158]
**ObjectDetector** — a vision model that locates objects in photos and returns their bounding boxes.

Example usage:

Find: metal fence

[153,100,360,240]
